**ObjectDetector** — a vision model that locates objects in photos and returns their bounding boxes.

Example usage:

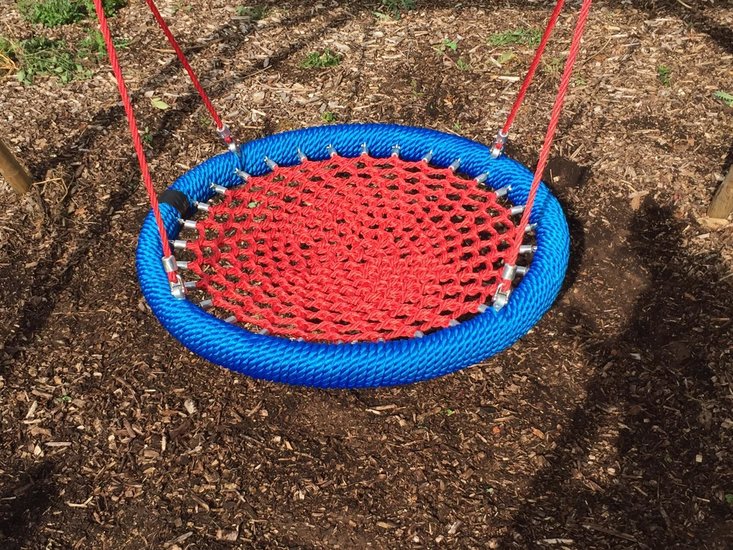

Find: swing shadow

[0,5,355,368]
[0,461,58,550]
[500,200,733,547]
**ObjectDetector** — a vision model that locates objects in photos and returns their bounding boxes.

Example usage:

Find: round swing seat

[136,123,569,388]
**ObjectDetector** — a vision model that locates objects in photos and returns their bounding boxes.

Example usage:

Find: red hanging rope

[142,0,231,143]
[498,0,593,297]
[492,0,567,157]
[91,0,176,282]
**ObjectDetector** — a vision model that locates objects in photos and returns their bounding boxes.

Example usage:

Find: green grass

[236,5,267,20]
[79,28,129,59]
[0,34,101,84]
[455,57,470,71]
[488,28,542,47]
[301,49,341,69]
[321,111,337,123]
[15,36,86,84]
[377,0,416,19]
[18,0,126,27]
[714,90,733,108]
[657,65,671,86]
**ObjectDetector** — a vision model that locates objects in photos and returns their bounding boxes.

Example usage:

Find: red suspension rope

[497,0,593,300]
[91,0,176,283]
[491,0,567,156]
[141,0,232,145]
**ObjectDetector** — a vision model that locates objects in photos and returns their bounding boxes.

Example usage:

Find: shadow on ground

[501,201,733,548]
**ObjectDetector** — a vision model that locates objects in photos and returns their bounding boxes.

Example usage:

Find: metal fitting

[495,185,511,198]
[264,156,278,170]
[224,315,237,324]
[171,239,188,250]
[492,285,511,310]
[297,148,308,162]
[422,150,434,163]
[217,124,232,143]
[525,223,537,234]
[180,219,198,230]
[234,169,250,182]
[200,299,213,309]
[519,244,538,254]
[474,172,489,184]
[516,265,528,276]
[477,303,488,313]
[448,158,462,172]
[490,130,508,159]
[176,260,189,270]
[501,263,517,282]
[510,205,525,216]
[326,144,338,157]
[391,144,401,157]
[184,281,198,290]
[170,275,187,300]
[414,330,424,338]
[360,143,369,156]
[449,319,460,327]
[194,201,210,213]
[162,255,178,274]
[211,183,228,195]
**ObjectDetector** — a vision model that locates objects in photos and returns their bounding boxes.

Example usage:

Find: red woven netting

[186,154,519,342]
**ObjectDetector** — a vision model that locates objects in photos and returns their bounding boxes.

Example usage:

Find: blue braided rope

[136,124,569,388]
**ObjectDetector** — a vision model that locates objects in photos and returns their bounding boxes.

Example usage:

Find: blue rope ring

[136,124,569,388]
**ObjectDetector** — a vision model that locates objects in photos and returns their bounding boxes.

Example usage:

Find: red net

[186,154,519,342]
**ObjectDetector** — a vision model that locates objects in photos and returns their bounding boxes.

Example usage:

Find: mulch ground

[1,1,732,548]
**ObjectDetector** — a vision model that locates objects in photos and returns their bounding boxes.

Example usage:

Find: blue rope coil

[136,124,569,388]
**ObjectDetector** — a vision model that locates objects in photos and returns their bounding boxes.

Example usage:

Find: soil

[1,1,732,549]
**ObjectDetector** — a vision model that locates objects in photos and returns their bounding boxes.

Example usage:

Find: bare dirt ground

[1,0,732,548]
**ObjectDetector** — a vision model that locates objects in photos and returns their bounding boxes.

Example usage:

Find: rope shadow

[500,200,733,547]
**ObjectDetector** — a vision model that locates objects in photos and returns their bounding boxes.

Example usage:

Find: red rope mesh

[185,155,520,342]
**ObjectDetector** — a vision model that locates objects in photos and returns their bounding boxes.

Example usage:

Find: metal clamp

[490,130,508,159]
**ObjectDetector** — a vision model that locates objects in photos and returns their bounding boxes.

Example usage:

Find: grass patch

[79,28,129,59]
[18,0,126,27]
[301,49,341,69]
[657,65,671,86]
[488,28,541,47]
[321,111,337,123]
[0,35,92,84]
[376,0,416,20]
[236,5,267,20]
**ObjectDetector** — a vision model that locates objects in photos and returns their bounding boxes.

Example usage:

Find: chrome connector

[211,183,228,195]
[326,144,338,157]
[176,260,189,270]
[217,124,233,143]
[234,168,250,182]
[501,264,517,282]
[492,286,511,310]
[170,275,186,300]
[171,239,188,250]
[297,148,308,162]
[224,315,237,324]
[490,129,508,159]
[516,265,529,276]
[184,280,198,290]
[391,144,401,157]
[448,158,461,172]
[162,255,178,274]
[525,223,537,234]
[477,303,488,313]
[474,172,489,184]
[194,201,210,213]
[200,299,213,309]
[180,219,197,231]
[421,150,434,163]
[414,330,424,338]
[360,143,369,156]
[264,156,278,170]
[510,205,525,216]
[495,185,511,198]
[519,244,538,254]
[448,319,460,327]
